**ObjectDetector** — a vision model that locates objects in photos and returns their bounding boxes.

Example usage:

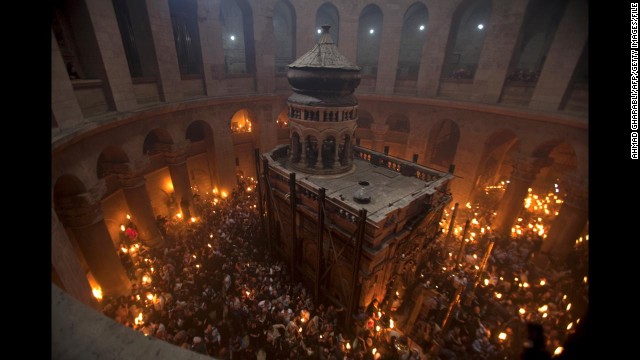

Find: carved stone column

[161,141,194,219]
[55,182,131,297]
[540,177,588,261]
[119,158,165,247]
[493,153,552,236]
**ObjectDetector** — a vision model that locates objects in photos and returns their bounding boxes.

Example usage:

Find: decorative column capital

[510,152,553,182]
[117,157,151,188]
[55,180,107,228]
[160,140,191,165]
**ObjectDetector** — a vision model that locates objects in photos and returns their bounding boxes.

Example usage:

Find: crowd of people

[98,177,587,360]
[398,185,588,359]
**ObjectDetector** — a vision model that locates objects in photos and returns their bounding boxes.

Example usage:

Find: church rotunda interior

[52,1,588,359]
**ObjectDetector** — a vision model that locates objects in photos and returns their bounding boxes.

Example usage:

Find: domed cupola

[286,25,362,175]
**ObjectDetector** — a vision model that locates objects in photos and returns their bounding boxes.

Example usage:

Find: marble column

[163,141,193,219]
[493,154,551,236]
[55,184,131,297]
[541,178,588,261]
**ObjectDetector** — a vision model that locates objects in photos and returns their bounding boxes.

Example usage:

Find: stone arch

[185,120,216,194]
[96,146,130,180]
[506,0,568,83]
[441,0,492,79]
[356,4,383,76]
[426,119,460,170]
[315,3,340,45]
[142,128,174,156]
[474,130,520,190]
[531,140,578,192]
[397,2,429,80]
[220,0,256,74]
[273,0,296,73]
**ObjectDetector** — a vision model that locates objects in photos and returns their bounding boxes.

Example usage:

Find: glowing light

[150,267,154,272]
[538,305,548,312]
[134,312,143,326]
[120,225,126,232]
[377,311,382,318]
[176,213,183,219]
[92,287,103,300]
[369,29,374,34]
[566,322,573,330]
[542,313,548,318]
[247,187,252,192]
[126,214,131,220]
[136,295,140,300]
[146,293,154,301]
[390,318,394,329]
[298,327,302,333]
[566,303,572,311]
[498,332,506,340]
[190,217,196,223]
[477,24,484,30]
[372,348,377,355]
[317,28,322,34]
[495,292,502,299]
[554,347,564,356]
[563,294,567,300]
[246,291,250,296]
[208,243,212,248]
[519,308,526,315]
[142,275,151,284]
[212,188,219,194]
[192,254,196,259]
[230,35,235,41]
[375,325,381,332]
[473,254,478,259]
[221,191,228,198]
[419,25,425,31]
[514,277,519,282]
[395,291,400,296]
[195,264,200,268]
[583,276,588,284]
[346,342,351,349]
[484,279,489,286]
[540,280,546,286]
[121,247,128,253]
[523,282,529,288]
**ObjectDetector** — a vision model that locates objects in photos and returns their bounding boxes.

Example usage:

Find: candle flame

[126,214,131,220]
[92,287,103,300]
[298,327,302,333]
[519,308,526,315]
[567,322,573,330]
[372,348,377,355]
[540,280,546,286]
[346,343,351,350]
[484,279,489,286]
[498,332,507,340]
[176,213,182,219]
[375,325,381,332]
[554,347,564,355]
[120,225,126,232]
[134,312,143,325]
[495,292,502,299]
[390,319,394,329]
[566,303,571,311]
[538,305,548,312]
[190,217,196,223]
[146,293,154,301]
[208,243,212,248]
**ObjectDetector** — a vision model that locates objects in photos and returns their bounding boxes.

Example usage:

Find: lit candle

[375,325,381,332]
[554,347,564,355]
[519,308,526,315]
[120,225,126,232]
[566,303,571,311]
[567,322,573,330]
[92,287,103,300]
[176,213,182,219]
[298,327,302,333]
[346,343,351,350]
[126,214,131,220]
[498,332,507,340]
[540,279,546,286]
[372,348,377,355]
[389,319,394,329]
[146,293,154,301]
[495,292,502,299]
[538,305,548,312]
[208,243,212,248]
[542,313,548,318]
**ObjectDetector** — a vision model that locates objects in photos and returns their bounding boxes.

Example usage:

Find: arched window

[315,3,339,45]
[506,0,568,83]
[273,0,296,73]
[442,0,492,80]
[169,0,202,76]
[230,109,253,134]
[397,3,428,79]
[220,0,256,74]
[356,5,383,76]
